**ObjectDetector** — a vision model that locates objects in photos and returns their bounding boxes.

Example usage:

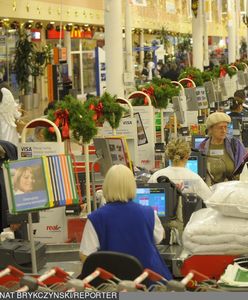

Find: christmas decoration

[46,95,97,143]
[233,61,246,71]
[132,78,180,109]
[212,64,237,79]
[85,92,127,129]
[46,93,126,143]
[178,67,203,87]
[201,70,214,83]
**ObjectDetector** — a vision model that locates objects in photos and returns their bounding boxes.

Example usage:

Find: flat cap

[206,112,231,128]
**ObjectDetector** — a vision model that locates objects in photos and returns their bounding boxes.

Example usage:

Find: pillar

[64,31,72,78]
[192,0,204,70]
[104,0,124,97]
[236,0,240,60]
[139,30,144,65]
[203,4,209,67]
[227,0,236,64]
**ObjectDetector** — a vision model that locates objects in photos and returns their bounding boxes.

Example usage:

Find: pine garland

[46,95,97,143]
[84,92,127,129]
[46,93,126,143]
[178,67,203,87]
[212,64,237,79]
[132,78,180,109]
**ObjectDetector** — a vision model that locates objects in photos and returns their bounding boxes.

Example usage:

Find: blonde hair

[13,167,34,191]
[103,164,136,202]
[165,138,191,164]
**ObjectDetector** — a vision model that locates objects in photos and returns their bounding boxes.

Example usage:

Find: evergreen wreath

[132,78,180,109]
[233,61,246,71]
[46,95,97,143]
[84,92,127,129]
[212,64,237,79]
[46,93,126,143]
[201,70,214,83]
[178,67,203,87]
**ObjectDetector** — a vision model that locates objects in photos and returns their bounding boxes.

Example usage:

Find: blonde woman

[80,164,172,280]
[148,138,211,202]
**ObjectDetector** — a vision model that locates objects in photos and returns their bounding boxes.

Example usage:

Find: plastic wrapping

[183,208,248,254]
[206,181,248,219]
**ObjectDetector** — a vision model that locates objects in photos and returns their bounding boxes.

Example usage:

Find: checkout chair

[78,251,144,286]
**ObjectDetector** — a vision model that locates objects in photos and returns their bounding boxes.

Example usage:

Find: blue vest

[88,201,172,280]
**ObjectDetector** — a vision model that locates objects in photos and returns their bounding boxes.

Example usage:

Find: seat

[78,251,144,286]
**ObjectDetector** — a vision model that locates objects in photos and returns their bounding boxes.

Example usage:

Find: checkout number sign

[133,106,155,170]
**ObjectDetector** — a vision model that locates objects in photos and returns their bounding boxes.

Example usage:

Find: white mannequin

[0,87,21,145]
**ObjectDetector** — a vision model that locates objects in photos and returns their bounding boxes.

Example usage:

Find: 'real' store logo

[46,225,61,232]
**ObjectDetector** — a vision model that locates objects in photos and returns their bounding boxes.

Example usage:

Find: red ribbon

[186,75,194,88]
[89,101,104,122]
[49,109,70,139]
[142,86,154,105]
[219,66,227,78]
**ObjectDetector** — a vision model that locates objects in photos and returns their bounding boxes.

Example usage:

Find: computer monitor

[133,183,175,222]
[191,135,206,149]
[190,150,207,180]
[186,156,198,174]
[168,156,198,174]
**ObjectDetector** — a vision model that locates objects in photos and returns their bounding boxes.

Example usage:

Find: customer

[13,167,35,194]
[148,138,211,201]
[199,112,247,184]
[80,164,172,280]
[228,89,246,121]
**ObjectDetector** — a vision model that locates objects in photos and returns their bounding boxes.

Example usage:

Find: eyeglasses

[213,125,228,131]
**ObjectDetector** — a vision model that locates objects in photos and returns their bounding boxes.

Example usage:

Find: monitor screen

[133,184,166,217]
[186,156,198,174]
[192,135,205,149]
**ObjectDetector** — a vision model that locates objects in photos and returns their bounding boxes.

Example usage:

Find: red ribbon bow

[142,86,154,105]
[89,102,104,122]
[186,75,194,88]
[219,67,227,78]
[49,109,70,139]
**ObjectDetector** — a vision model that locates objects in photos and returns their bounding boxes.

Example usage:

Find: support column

[203,4,209,67]
[64,31,72,78]
[236,0,240,60]
[125,0,133,74]
[227,0,236,64]
[192,0,204,70]
[104,0,124,97]
[139,30,144,65]
[124,0,134,92]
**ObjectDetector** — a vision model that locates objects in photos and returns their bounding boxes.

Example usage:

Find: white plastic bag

[206,181,248,218]
[239,163,248,182]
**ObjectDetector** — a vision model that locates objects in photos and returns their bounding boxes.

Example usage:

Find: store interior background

[1,0,248,119]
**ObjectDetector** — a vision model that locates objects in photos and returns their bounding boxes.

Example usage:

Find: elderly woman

[80,164,172,280]
[148,138,211,201]
[199,112,247,184]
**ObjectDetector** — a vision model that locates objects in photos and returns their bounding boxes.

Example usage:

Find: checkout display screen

[133,187,166,217]
[186,156,198,174]
[169,156,198,174]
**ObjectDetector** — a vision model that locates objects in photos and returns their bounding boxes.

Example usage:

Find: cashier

[148,138,212,201]
[199,112,247,184]
[79,164,172,280]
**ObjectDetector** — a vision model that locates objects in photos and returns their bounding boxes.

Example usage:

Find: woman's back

[148,166,212,201]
